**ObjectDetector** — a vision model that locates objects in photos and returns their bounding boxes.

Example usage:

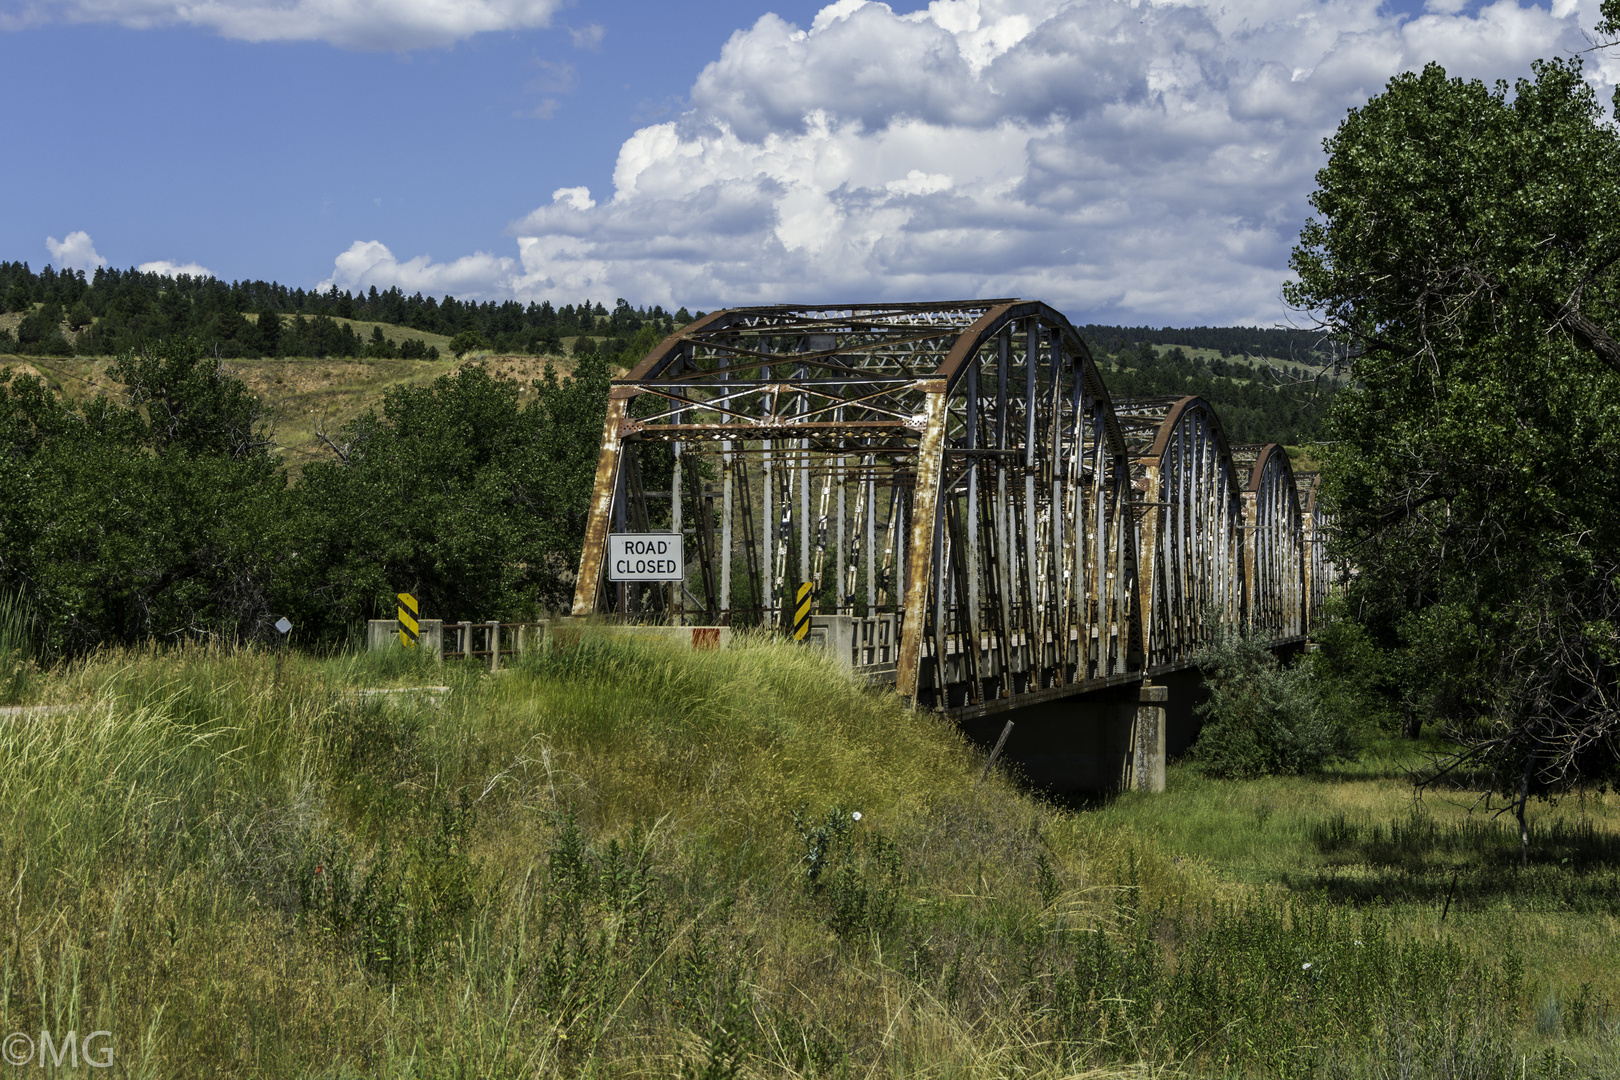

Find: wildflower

[852,811,862,821]
[1302,962,1312,971]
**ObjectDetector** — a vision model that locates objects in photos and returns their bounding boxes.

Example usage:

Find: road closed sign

[607,533,684,581]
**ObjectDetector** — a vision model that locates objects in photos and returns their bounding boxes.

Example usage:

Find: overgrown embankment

[0,636,1613,1077]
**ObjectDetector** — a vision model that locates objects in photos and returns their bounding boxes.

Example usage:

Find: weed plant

[1193,628,1352,778]
[0,633,1614,1077]
[0,590,36,703]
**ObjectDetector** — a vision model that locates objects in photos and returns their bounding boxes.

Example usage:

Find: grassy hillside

[1,633,1615,1077]
[2,344,598,471]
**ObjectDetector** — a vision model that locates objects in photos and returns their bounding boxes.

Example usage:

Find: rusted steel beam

[897,381,949,700]
[572,389,636,616]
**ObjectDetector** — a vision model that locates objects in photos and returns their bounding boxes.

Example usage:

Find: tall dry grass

[0,634,1609,1077]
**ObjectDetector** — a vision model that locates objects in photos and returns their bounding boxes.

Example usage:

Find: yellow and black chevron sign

[793,582,812,641]
[397,592,419,648]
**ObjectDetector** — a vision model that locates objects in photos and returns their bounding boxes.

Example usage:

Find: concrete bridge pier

[1130,683,1168,793]
[958,679,1174,796]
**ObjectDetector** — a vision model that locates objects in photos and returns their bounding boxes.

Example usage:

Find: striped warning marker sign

[397,592,419,648]
[793,582,813,641]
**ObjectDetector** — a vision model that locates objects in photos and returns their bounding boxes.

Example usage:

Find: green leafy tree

[110,338,273,459]
[2,282,31,314]
[448,330,489,358]
[290,358,610,636]
[1287,53,1620,847]
[0,352,290,652]
[215,308,249,353]
[16,303,60,352]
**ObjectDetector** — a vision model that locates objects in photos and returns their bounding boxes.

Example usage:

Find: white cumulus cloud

[139,259,215,279]
[319,239,522,296]
[551,186,596,211]
[45,230,108,275]
[3,0,564,49]
[324,0,1619,323]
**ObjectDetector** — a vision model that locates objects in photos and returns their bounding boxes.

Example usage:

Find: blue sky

[3,0,1614,324]
[1,1,826,281]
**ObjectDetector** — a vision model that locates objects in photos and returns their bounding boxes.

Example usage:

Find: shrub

[1192,627,1351,778]
[447,329,489,358]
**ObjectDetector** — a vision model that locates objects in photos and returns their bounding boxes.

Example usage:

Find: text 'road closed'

[607,534,685,581]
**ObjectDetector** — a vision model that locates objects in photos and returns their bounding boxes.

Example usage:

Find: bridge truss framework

[572,300,1332,716]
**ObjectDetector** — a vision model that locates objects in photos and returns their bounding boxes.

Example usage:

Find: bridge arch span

[570,300,1329,717]
[1235,443,1306,643]
[1298,472,1334,636]
[1116,396,1246,673]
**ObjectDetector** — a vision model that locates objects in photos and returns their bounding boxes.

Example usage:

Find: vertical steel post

[1022,320,1039,683]
[995,326,1013,690]
[1135,459,1162,669]
[965,358,982,683]
[1302,501,1316,637]
[865,470,876,611]
[1046,327,1063,678]
[572,389,634,616]
[1242,486,1259,633]
[800,438,811,592]
[897,381,949,703]
[799,375,811,594]
[720,351,733,623]
[671,414,683,624]
[763,437,774,625]
[835,440,846,613]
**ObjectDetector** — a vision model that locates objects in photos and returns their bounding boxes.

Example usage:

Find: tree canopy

[0,342,611,653]
[1288,55,1620,827]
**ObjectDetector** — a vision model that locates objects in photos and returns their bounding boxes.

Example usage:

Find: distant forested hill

[0,261,685,361]
[1098,340,1341,447]
[0,259,1340,446]
[1,259,1332,369]
[1078,323,1338,365]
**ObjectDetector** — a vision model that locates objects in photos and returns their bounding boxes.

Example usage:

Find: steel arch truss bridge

[573,301,1333,717]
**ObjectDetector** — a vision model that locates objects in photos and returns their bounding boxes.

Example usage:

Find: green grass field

[0,631,1616,1078]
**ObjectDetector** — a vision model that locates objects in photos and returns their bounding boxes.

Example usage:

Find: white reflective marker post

[607,533,685,582]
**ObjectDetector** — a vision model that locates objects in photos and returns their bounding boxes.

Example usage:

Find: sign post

[398,592,419,648]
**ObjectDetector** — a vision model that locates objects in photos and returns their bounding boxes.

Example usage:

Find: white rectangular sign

[607,533,685,581]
